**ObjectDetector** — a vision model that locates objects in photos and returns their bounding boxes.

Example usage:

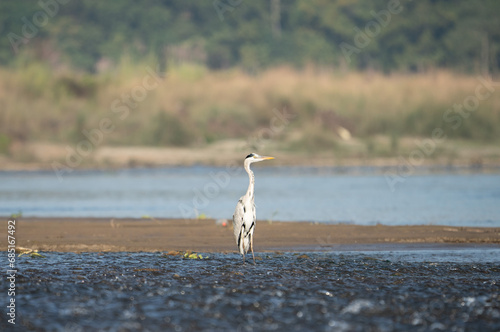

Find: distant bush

[0,133,11,154]
[0,63,499,156]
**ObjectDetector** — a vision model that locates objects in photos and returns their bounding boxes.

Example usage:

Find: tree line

[1,0,499,74]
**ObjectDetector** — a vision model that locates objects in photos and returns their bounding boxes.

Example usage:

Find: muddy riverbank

[6,218,500,253]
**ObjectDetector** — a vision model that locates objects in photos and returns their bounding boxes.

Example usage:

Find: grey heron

[232,153,274,263]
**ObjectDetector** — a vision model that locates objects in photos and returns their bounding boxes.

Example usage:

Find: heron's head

[245,153,274,164]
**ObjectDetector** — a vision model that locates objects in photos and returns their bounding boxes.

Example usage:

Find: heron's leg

[250,234,255,264]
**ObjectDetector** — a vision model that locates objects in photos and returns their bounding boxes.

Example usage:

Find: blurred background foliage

[0,0,499,162]
[1,0,499,73]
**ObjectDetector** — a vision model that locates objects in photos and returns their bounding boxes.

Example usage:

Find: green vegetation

[10,211,22,219]
[0,1,499,73]
[0,1,499,164]
[1,63,499,154]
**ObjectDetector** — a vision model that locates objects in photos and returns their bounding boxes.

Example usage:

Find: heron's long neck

[244,162,255,200]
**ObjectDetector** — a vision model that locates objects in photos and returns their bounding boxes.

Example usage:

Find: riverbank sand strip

[6,218,500,253]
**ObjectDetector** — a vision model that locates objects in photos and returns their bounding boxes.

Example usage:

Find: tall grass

[0,61,499,156]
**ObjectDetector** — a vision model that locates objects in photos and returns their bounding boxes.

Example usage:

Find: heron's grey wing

[232,198,245,245]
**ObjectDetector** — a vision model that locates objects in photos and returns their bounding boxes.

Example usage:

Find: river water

[1,166,500,226]
[2,167,500,331]
[2,249,499,331]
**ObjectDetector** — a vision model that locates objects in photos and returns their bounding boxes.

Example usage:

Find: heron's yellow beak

[262,156,274,160]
